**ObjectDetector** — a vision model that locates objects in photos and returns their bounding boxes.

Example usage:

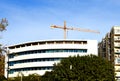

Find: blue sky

[0,0,120,45]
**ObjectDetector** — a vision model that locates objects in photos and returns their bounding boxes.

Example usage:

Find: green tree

[24,73,41,81]
[8,73,41,81]
[0,75,6,81]
[0,18,8,81]
[0,44,7,81]
[41,71,54,81]
[43,55,115,81]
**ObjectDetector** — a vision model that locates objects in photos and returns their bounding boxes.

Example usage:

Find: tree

[41,71,54,81]
[0,44,7,81]
[43,55,115,81]
[0,18,8,81]
[0,75,6,81]
[7,73,41,81]
[24,73,41,81]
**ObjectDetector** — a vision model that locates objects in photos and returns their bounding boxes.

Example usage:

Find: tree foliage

[43,54,115,81]
[0,18,8,81]
[0,44,6,81]
[25,73,41,81]
[0,75,6,81]
[4,55,115,81]
[7,73,41,81]
[41,71,54,81]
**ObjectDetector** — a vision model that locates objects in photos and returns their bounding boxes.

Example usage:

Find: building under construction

[4,21,100,78]
[98,26,120,79]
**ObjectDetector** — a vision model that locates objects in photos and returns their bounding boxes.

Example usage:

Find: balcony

[114,38,120,41]
[114,29,120,35]
[115,49,120,54]
[114,43,120,47]
[114,35,120,41]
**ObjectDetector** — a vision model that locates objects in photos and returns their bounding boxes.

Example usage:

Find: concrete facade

[98,26,120,78]
[5,39,98,78]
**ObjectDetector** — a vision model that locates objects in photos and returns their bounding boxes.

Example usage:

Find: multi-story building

[98,33,111,61]
[4,39,98,78]
[98,26,120,79]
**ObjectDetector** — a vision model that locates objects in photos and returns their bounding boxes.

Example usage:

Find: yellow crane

[51,21,100,39]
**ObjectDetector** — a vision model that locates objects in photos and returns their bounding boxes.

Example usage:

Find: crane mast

[51,21,100,39]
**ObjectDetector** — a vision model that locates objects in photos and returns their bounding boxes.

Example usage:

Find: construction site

[0,19,119,80]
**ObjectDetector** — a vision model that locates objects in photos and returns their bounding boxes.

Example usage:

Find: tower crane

[51,21,100,39]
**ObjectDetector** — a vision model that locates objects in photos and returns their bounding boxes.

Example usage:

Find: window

[8,49,87,57]
[9,54,14,58]
[8,70,14,74]
[32,42,38,46]
[9,62,14,66]
[56,41,63,44]
[47,41,54,44]
[118,58,120,63]
[26,43,31,46]
[74,41,82,44]
[65,41,72,44]
[83,41,87,44]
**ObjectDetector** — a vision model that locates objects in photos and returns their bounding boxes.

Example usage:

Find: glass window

[118,58,120,63]
[8,49,87,58]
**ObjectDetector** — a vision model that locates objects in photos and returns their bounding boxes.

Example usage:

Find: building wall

[112,27,120,77]
[98,26,120,78]
[4,39,98,78]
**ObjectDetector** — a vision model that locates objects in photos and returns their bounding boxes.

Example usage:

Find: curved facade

[5,39,98,77]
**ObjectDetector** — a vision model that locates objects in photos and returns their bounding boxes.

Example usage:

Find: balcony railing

[114,43,120,47]
[115,50,120,54]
